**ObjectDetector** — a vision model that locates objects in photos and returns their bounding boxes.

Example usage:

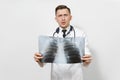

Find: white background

[0,0,120,80]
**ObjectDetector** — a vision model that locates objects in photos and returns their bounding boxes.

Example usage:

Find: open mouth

[61,22,66,25]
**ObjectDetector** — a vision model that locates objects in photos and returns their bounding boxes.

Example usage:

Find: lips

[61,22,66,25]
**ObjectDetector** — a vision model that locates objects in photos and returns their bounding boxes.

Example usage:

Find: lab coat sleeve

[83,32,91,55]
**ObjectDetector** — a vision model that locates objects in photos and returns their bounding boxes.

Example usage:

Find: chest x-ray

[38,36,85,64]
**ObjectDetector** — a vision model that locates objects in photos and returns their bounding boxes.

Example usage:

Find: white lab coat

[50,25,91,80]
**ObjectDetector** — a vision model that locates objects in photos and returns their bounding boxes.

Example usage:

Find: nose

[62,16,65,21]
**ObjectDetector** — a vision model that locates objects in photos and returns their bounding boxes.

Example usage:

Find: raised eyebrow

[57,14,62,17]
[57,14,68,17]
[64,14,68,16]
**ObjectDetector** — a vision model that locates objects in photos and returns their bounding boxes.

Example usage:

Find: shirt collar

[59,25,71,33]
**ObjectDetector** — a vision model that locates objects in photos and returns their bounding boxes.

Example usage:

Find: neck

[60,25,70,30]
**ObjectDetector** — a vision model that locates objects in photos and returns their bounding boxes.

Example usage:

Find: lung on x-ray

[38,36,85,64]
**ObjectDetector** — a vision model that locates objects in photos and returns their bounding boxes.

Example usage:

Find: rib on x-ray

[38,36,85,64]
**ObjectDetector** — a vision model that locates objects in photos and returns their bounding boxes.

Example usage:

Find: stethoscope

[53,25,76,38]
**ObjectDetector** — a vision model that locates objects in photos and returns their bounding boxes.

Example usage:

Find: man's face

[55,9,72,29]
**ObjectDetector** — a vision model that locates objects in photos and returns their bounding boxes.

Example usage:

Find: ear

[55,16,58,22]
[70,15,72,20]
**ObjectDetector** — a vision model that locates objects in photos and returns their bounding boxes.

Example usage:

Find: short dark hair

[55,5,71,15]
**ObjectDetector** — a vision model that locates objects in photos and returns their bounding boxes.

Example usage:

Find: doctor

[34,5,92,80]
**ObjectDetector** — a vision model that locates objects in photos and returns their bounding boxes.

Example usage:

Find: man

[34,5,92,80]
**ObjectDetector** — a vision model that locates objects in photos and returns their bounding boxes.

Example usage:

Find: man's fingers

[35,52,42,56]
[34,52,43,62]
[82,54,92,60]
[34,56,43,59]
[81,57,92,60]
[82,54,91,58]
[81,54,92,64]
[34,56,43,62]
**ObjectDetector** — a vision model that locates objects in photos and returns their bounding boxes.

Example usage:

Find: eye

[64,14,68,16]
[58,15,62,17]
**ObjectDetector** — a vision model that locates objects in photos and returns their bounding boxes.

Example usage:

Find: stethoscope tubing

[53,26,76,38]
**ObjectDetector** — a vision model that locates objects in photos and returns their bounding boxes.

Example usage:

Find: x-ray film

[38,36,85,64]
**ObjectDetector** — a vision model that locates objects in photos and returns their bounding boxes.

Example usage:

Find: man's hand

[81,54,92,66]
[34,52,43,62]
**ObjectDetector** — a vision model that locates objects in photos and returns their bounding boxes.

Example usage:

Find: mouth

[61,22,66,25]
